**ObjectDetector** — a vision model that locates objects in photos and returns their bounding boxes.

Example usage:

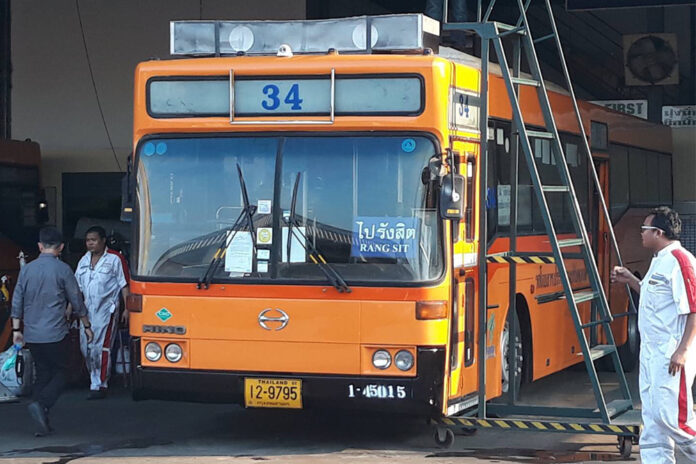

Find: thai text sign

[351,217,419,259]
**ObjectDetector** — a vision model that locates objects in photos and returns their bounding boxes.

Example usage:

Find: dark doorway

[62,172,128,268]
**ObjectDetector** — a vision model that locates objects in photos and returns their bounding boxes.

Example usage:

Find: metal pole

[0,0,10,139]
[507,34,521,405]
[477,34,490,419]
[484,0,498,22]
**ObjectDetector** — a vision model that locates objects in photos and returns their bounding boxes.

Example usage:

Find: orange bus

[126,15,670,417]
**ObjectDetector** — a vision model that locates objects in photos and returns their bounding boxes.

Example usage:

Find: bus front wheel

[617,289,640,373]
[501,310,523,397]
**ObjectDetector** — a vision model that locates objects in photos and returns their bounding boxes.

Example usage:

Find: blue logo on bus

[156,308,173,322]
[401,138,416,153]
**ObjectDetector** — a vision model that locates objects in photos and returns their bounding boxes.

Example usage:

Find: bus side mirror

[439,173,465,220]
[121,154,134,222]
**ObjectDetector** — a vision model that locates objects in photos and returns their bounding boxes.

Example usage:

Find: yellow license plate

[244,378,302,409]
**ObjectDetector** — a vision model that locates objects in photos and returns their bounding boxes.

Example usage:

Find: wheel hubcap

[501,320,523,393]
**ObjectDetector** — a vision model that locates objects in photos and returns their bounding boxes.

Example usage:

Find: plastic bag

[0,345,33,396]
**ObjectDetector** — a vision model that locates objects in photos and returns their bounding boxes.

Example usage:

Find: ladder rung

[536,290,564,304]
[534,33,556,44]
[603,399,633,418]
[581,319,609,329]
[510,77,541,87]
[515,251,584,260]
[580,344,615,361]
[542,185,570,193]
[495,22,527,34]
[571,290,599,304]
[526,130,554,139]
[557,238,584,248]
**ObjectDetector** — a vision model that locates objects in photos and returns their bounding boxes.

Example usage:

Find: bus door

[447,140,482,411]
[591,159,610,296]
[591,157,610,343]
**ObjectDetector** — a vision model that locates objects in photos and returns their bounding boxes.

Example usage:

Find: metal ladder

[442,0,634,423]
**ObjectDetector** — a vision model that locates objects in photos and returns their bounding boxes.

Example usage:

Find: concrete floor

[0,368,690,463]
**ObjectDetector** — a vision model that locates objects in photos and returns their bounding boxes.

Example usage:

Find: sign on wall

[590,100,648,119]
[662,105,696,128]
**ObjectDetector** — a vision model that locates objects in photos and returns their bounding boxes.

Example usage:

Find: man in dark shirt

[11,227,93,436]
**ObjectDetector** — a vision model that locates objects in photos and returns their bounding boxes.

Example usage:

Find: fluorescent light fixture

[170,14,440,56]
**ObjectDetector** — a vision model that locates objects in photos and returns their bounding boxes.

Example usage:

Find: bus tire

[501,310,523,399]
[617,290,640,373]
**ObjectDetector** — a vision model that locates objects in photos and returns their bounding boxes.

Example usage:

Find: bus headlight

[144,342,162,362]
[372,350,391,370]
[395,350,414,371]
[165,343,183,363]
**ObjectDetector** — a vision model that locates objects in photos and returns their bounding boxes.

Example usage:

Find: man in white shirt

[74,226,128,399]
[612,206,696,464]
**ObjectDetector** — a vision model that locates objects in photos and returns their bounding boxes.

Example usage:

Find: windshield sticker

[143,142,156,156]
[351,217,420,259]
[257,249,270,260]
[401,138,416,153]
[156,142,168,155]
[497,185,511,226]
[257,261,269,273]
[225,231,253,274]
[258,200,272,215]
[257,227,273,245]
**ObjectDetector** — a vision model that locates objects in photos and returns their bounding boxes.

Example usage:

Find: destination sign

[148,76,423,117]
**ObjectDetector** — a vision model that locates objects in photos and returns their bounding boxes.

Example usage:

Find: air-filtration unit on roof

[170,14,440,57]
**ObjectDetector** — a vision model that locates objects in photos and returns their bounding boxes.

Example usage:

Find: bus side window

[464,277,475,366]
[465,155,476,241]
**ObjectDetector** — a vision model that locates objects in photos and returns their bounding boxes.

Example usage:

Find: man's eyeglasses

[640,226,663,233]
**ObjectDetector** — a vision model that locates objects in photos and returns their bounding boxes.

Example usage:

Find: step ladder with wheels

[432,0,641,456]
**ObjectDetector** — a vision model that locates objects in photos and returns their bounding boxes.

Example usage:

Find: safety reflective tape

[487,256,555,264]
[436,417,638,435]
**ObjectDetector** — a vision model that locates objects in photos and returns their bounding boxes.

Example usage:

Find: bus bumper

[130,338,445,416]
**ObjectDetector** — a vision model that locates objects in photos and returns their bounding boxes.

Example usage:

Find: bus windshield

[135,134,444,285]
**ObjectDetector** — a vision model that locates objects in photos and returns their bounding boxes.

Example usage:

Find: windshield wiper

[197,163,257,289]
[284,172,351,293]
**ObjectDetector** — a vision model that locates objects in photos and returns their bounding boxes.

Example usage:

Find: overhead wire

[75,0,122,172]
